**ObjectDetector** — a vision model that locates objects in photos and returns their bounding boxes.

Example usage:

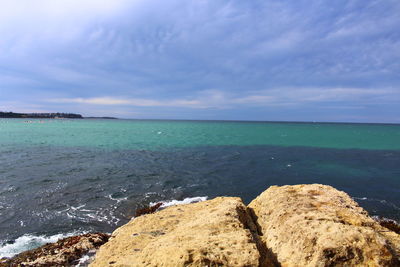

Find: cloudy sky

[0,0,399,122]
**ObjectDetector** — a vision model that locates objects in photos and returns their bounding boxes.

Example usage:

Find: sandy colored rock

[248,184,400,267]
[90,197,261,267]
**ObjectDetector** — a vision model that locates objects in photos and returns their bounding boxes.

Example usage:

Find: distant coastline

[0,111,83,119]
[0,112,118,119]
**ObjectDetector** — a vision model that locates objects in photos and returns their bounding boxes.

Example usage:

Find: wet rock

[248,184,400,266]
[134,202,162,217]
[374,216,400,234]
[0,233,109,267]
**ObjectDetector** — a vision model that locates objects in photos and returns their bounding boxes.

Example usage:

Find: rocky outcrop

[91,184,400,267]
[90,197,262,267]
[0,233,109,267]
[5,185,398,266]
[248,184,400,266]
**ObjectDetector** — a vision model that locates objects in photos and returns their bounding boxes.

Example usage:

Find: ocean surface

[1,119,400,258]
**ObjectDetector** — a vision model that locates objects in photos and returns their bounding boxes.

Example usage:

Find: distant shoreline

[0,111,83,119]
[0,112,119,120]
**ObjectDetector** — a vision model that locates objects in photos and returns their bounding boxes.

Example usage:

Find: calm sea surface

[1,119,400,257]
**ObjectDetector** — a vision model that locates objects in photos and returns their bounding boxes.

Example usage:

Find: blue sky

[0,0,399,122]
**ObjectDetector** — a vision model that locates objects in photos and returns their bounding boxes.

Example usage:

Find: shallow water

[1,119,399,257]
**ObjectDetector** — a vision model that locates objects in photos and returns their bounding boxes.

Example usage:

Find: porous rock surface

[248,184,400,266]
[90,197,261,267]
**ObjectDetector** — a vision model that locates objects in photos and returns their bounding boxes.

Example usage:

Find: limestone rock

[90,197,261,267]
[0,232,109,267]
[248,184,400,266]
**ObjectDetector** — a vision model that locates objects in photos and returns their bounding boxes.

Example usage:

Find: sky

[0,0,399,122]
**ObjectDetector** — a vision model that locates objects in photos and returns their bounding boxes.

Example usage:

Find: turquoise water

[0,119,399,257]
[1,119,399,150]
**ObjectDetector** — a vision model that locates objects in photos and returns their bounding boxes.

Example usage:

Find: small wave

[56,203,121,226]
[107,194,128,203]
[353,197,400,211]
[151,196,208,209]
[371,215,399,223]
[71,204,86,211]
[354,197,368,200]
[0,231,83,259]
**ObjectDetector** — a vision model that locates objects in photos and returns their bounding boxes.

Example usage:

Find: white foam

[151,196,208,209]
[70,204,86,211]
[74,247,101,266]
[372,216,400,224]
[107,194,128,203]
[75,254,91,266]
[353,197,400,210]
[74,252,94,267]
[57,204,121,225]
[354,197,368,200]
[0,232,82,259]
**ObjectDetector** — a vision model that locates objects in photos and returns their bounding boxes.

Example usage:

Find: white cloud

[47,87,399,109]
[0,0,135,23]
[0,0,142,56]
[48,97,207,108]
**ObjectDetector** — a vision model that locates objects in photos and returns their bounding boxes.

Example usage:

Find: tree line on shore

[0,111,83,119]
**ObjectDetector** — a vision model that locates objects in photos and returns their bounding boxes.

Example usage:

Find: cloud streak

[48,97,205,108]
[47,87,399,109]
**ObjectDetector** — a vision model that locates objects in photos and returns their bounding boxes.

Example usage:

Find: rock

[0,233,109,267]
[134,202,163,217]
[3,185,399,266]
[90,197,262,267]
[374,217,400,235]
[248,184,400,266]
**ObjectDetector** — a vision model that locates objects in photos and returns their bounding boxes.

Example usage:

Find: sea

[0,119,399,258]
